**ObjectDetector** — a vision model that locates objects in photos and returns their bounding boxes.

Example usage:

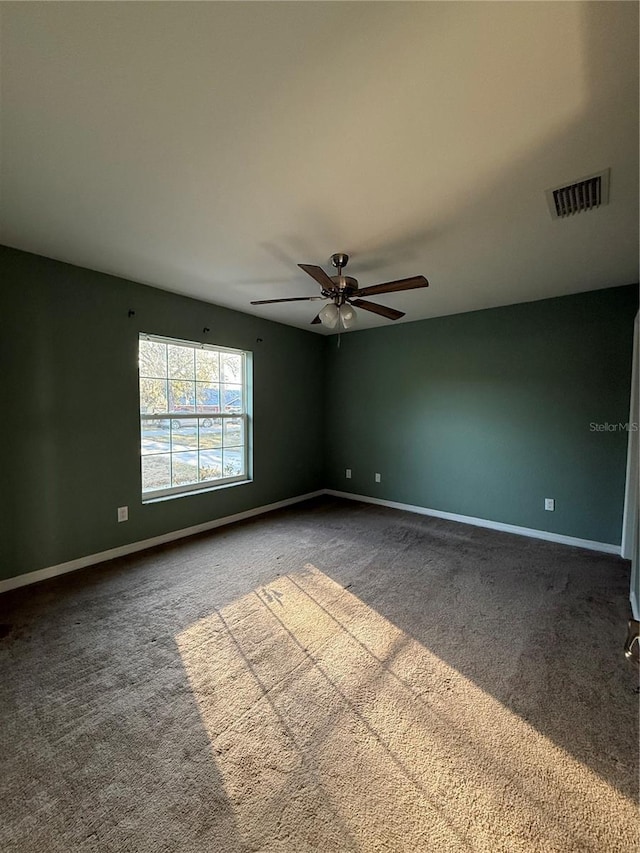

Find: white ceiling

[1,2,638,333]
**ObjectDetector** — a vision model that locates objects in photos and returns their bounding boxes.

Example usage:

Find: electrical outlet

[117,506,129,523]
[345,468,352,479]
[544,498,555,511]
[375,473,381,483]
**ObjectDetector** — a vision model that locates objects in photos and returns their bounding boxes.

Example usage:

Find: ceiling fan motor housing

[330,275,358,292]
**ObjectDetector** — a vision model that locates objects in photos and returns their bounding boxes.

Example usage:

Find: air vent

[546,169,610,219]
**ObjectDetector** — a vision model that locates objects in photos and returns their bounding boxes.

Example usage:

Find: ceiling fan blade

[351,298,405,320]
[250,296,326,305]
[310,314,322,325]
[356,275,429,298]
[298,264,337,291]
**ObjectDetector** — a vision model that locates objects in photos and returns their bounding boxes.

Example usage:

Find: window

[139,334,251,499]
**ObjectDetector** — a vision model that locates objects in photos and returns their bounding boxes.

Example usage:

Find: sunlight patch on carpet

[175,564,636,852]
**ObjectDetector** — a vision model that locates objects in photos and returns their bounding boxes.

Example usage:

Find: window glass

[139,335,249,499]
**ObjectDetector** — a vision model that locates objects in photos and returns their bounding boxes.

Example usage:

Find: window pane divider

[140,413,246,420]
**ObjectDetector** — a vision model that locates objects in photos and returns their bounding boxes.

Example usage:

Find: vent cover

[546,169,610,219]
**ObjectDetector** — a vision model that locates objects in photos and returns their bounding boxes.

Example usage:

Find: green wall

[324,285,638,545]
[0,246,325,581]
[1,244,636,584]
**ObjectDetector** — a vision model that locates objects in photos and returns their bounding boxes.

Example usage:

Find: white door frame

[621,311,638,617]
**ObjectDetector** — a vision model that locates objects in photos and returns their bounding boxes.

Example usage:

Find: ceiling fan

[250,253,429,329]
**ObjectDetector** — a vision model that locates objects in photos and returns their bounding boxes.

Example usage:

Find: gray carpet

[0,496,638,852]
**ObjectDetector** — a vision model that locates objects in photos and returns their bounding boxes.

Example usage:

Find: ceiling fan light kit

[250,252,429,331]
[319,302,339,329]
[318,301,357,330]
[338,303,357,330]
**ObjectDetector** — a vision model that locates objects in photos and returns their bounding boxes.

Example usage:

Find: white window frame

[139,333,252,501]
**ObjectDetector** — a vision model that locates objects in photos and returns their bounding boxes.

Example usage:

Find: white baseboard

[325,489,622,556]
[631,589,639,622]
[0,487,622,595]
[0,490,324,594]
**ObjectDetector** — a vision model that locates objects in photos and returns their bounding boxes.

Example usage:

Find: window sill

[142,478,253,505]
